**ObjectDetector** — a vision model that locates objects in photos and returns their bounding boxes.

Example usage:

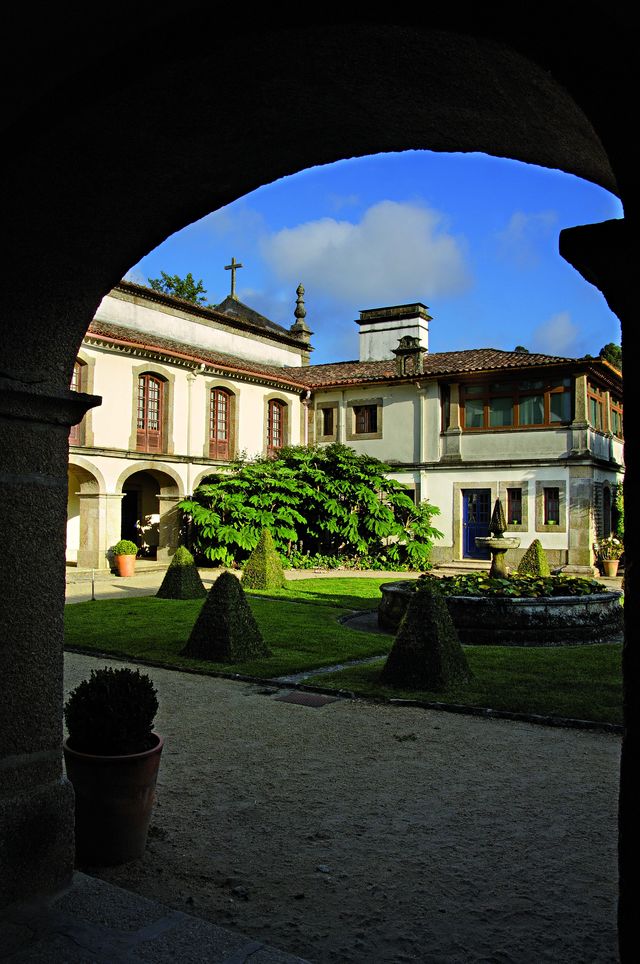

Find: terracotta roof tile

[291,348,578,387]
[86,320,308,387]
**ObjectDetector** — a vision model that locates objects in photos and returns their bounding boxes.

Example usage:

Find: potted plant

[112,538,138,576]
[63,666,163,865]
[594,534,624,577]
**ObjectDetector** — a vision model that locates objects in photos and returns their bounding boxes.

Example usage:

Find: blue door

[463,489,491,558]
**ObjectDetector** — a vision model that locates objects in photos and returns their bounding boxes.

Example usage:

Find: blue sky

[127,151,622,365]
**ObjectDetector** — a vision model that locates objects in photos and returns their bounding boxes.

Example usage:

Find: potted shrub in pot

[111,539,138,576]
[63,666,163,865]
[594,534,624,577]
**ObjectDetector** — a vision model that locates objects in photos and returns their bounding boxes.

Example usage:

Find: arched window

[69,360,85,445]
[267,399,286,456]
[137,373,164,452]
[209,388,231,460]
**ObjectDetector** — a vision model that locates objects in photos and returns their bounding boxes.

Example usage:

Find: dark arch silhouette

[1,12,635,959]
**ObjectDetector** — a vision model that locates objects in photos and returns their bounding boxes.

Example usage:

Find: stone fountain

[475,498,520,577]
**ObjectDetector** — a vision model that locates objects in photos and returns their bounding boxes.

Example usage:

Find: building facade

[67,284,623,573]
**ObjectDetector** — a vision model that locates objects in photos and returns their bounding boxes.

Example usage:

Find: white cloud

[495,210,558,266]
[260,200,471,305]
[531,311,580,355]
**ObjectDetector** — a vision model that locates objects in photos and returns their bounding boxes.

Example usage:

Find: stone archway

[66,458,109,569]
[116,464,183,563]
[1,15,635,955]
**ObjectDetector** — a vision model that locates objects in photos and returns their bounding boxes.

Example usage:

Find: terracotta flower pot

[115,553,136,577]
[63,733,163,866]
[602,559,620,578]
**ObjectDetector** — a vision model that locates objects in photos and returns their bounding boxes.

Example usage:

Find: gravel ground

[63,651,620,964]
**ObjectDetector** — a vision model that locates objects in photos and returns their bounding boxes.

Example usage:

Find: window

[69,360,85,445]
[507,488,522,525]
[267,399,286,456]
[544,487,560,525]
[461,377,572,430]
[611,395,623,438]
[136,373,164,452]
[588,382,605,431]
[209,388,231,460]
[354,404,377,434]
[322,407,334,437]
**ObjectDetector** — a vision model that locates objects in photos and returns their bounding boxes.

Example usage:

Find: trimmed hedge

[380,584,471,691]
[242,529,286,591]
[181,571,270,662]
[517,539,551,577]
[156,546,207,599]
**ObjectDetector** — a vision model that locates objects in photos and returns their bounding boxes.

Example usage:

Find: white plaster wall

[423,465,572,552]
[87,347,140,449]
[66,469,81,560]
[97,292,304,366]
[359,318,429,361]
[460,428,571,461]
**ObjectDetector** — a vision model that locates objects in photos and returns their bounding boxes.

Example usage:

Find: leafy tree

[179,444,443,570]
[513,345,529,353]
[599,342,622,370]
[147,271,208,305]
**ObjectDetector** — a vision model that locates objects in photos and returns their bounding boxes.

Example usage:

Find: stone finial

[290,282,312,342]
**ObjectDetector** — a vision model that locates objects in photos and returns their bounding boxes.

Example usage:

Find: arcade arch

[1,17,634,954]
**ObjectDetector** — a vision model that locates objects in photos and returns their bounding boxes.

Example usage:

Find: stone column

[560,217,635,959]
[76,493,124,570]
[566,466,597,573]
[441,383,462,462]
[157,495,181,563]
[570,373,589,456]
[0,382,99,905]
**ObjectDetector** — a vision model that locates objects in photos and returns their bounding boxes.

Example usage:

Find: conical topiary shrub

[517,539,551,577]
[380,584,471,691]
[242,528,286,591]
[180,571,270,662]
[156,546,207,599]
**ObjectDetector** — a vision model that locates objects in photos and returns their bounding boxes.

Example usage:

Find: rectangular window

[354,404,377,434]
[464,397,484,429]
[611,397,623,438]
[544,487,560,525]
[461,377,572,430]
[322,407,334,436]
[519,394,545,425]
[507,488,522,525]
[489,396,513,427]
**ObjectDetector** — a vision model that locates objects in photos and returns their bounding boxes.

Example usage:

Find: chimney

[356,303,432,362]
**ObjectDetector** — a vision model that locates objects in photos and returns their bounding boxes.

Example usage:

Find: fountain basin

[378,580,623,646]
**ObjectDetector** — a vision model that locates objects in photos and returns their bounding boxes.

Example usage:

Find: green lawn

[64,593,390,679]
[307,644,622,725]
[245,575,412,610]
[64,577,622,724]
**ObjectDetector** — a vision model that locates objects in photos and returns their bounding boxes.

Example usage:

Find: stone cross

[225,257,243,299]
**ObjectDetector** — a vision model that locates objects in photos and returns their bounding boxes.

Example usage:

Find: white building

[67,282,623,573]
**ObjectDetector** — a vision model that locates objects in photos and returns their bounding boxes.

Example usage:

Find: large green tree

[599,342,622,370]
[179,444,443,570]
[147,271,209,305]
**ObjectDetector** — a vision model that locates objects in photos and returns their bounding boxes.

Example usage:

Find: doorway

[462,489,491,559]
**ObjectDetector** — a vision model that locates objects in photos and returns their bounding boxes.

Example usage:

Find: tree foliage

[179,444,443,570]
[148,271,209,305]
[599,342,622,371]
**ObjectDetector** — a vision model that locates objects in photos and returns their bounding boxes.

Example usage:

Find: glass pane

[464,398,484,428]
[519,394,544,425]
[489,396,513,427]
[550,391,571,423]
[589,397,603,430]
[463,384,484,396]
